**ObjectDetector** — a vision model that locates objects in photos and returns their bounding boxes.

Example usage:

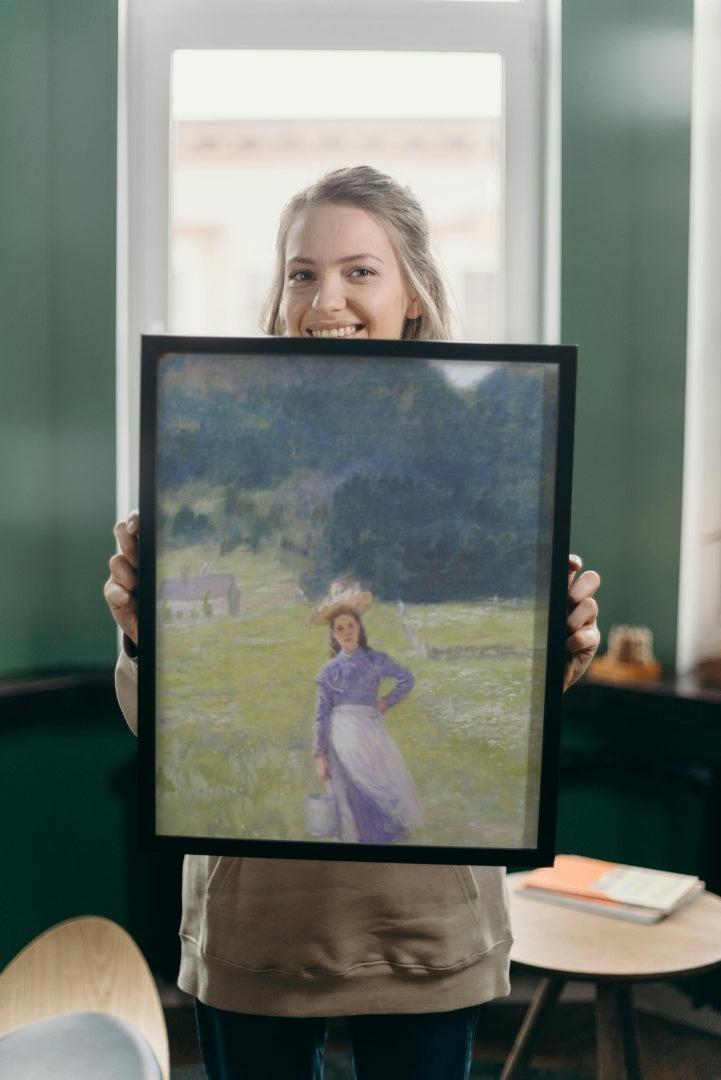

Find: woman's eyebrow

[286,253,384,266]
[338,253,384,265]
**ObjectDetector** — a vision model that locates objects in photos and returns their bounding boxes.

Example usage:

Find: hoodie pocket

[182,856,509,976]
[179,854,236,949]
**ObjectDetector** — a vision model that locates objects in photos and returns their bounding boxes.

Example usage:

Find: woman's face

[331,613,361,654]
[281,203,421,340]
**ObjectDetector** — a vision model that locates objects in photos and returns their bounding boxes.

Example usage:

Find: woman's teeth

[310,325,360,338]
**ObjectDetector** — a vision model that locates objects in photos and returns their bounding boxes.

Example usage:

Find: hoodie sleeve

[115,643,139,736]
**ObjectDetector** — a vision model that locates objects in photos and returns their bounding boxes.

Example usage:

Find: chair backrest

[0,915,170,1080]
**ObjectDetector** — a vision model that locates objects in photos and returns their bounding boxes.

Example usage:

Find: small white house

[158,574,240,621]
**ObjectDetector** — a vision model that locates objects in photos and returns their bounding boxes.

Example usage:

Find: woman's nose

[312,274,345,314]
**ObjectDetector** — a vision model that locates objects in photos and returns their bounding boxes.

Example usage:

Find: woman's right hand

[103,510,140,646]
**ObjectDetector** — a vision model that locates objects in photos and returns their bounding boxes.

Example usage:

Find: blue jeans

[195,1000,481,1080]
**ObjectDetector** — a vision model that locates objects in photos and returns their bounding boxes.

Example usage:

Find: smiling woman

[282,205,421,340]
[263,166,452,341]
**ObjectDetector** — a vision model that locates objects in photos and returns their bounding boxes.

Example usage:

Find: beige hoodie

[116,650,512,1016]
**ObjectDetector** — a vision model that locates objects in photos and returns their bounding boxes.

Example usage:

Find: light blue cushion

[0,1011,162,1079]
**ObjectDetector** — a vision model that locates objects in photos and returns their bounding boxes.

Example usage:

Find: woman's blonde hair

[261,165,454,341]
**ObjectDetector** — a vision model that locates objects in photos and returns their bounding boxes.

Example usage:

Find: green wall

[562,0,693,670]
[0,0,118,675]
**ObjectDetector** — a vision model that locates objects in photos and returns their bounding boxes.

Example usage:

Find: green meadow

[154,541,545,852]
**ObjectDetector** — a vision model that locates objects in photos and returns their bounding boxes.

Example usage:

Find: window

[169,49,503,341]
[118,0,556,510]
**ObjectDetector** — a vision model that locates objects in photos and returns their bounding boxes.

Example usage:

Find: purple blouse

[314,648,414,756]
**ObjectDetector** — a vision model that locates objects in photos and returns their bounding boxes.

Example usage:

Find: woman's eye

[349,267,375,279]
[288,269,313,283]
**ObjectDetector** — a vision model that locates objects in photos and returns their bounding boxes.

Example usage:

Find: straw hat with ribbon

[311,580,374,625]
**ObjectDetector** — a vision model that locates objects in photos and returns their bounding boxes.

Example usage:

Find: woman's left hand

[564,554,601,691]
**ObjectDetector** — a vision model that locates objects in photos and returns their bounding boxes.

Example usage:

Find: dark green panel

[47,0,118,666]
[0,2,55,669]
[0,0,118,674]
[562,0,693,669]
[559,681,721,890]
[0,681,184,977]
[556,768,708,877]
[0,684,133,966]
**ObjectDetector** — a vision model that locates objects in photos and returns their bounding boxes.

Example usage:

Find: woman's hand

[103,510,140,646]
[315,753,331,781]
[564,554,601,691]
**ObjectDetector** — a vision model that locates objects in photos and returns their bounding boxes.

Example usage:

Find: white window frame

[677,0,721,674]
[117,0,558,512]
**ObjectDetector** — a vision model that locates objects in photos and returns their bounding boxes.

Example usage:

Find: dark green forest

[156,353,557,601]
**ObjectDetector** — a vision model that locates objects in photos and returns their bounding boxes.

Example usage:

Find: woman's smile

[307,323,364,339]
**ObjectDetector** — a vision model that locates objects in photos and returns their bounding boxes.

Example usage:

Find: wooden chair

[0,915,170,1079]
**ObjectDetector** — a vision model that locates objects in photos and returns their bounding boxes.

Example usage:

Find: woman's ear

[406,296,423,320]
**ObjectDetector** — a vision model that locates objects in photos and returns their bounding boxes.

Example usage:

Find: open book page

[598,865,701,910]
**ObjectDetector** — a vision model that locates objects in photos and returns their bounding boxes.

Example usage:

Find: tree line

[156,355,556,601]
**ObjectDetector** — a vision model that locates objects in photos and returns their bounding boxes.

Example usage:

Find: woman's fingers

[108,550,137,590]
[567,552,583,586]
[113,511,139,567]
[103,575,139,643]
[564,560,601,690]
[566,559,601,641]
[104,512,140,645]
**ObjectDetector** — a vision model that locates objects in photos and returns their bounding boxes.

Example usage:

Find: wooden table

[503,873,721,1080]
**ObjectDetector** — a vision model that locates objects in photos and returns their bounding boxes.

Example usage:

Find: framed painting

[137,335,576,865]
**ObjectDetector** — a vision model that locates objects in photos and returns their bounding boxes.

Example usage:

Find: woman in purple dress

[313,583,422,844]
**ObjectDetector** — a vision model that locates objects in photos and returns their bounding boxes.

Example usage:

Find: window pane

[170,49,503,341]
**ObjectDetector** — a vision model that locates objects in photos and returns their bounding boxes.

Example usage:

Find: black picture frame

[138,335,576,865]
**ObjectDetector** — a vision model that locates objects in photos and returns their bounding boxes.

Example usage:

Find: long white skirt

[328,704,422,844]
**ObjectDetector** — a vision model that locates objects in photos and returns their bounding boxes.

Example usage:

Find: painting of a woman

[313,582,422,844]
